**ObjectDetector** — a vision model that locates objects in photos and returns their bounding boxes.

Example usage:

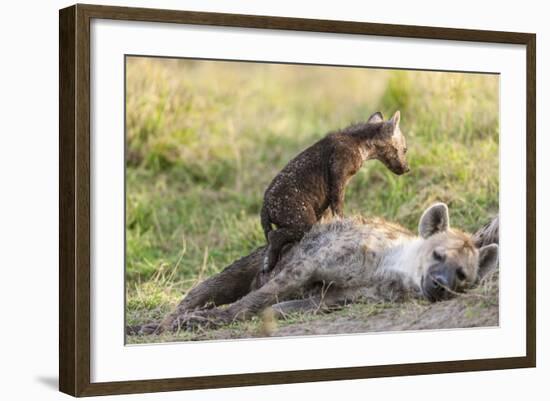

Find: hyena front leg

[271,297,323,316]
[171,258,316,331]
[271,285,360,317]
[328,156,360,218]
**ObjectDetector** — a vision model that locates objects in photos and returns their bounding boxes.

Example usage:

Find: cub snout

[390,161,410,175]
[398,163,410,175]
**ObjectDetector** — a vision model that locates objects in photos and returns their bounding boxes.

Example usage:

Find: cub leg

[328,185,345,218]
[264,227,307,273]
[328,149,363,217]
[263,200,318,273]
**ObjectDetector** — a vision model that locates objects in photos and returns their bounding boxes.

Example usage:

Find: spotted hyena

[135,203,498,334]
[261,111,409,274]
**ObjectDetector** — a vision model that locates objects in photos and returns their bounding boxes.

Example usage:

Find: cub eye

[432,249,445,262]
[456,268,467,281]
[404,147,408,154]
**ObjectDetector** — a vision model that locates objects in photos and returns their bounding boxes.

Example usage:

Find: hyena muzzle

[132,203,498,334]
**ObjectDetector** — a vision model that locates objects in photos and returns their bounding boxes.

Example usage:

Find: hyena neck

[344,122,383,142]
[343,122,382,161]
[358,144,376,162]
[378,238,424,289]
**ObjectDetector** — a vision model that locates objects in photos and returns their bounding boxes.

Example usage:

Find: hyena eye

[456,268,467,281]
[432,249,445,262]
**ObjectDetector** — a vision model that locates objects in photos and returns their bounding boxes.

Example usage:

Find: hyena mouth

[423,273,459,302]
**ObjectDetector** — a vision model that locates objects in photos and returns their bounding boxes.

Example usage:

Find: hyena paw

[125,322,162,336]
[125,324,142,336]
[170,311,226,332]
[139,322,162,335]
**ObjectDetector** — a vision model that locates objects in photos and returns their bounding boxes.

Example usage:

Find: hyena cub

[261,110,409,273]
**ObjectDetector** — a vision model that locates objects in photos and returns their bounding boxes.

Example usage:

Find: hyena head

[368,110,409,175]
[416,203,499,302]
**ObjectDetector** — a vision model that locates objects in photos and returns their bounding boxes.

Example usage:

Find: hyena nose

[426,272,454,301]
[431,274,449,291]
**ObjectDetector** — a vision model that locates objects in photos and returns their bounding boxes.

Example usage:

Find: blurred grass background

[125,57,499,331]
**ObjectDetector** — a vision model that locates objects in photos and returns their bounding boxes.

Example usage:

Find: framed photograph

[59,4,536,397]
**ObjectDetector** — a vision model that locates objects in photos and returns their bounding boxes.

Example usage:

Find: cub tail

[260,204,273,241]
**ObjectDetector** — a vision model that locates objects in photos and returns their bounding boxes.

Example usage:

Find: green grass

[125,57,499,335]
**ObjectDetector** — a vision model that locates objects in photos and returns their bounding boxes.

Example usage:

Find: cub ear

[418,202,450,238]
[367,111,384,124]
[390,110,401,127]
[477,244,499,280]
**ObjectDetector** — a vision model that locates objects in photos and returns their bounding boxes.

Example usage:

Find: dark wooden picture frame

[59,3,536,397]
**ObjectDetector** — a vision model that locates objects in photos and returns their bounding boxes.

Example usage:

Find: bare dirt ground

[127,269,498,344]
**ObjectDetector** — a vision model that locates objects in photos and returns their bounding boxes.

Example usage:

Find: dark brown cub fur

[261,110,409,273]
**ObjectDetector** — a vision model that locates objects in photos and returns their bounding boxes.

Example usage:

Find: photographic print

[59,5,535,395]
[124,57,500,344]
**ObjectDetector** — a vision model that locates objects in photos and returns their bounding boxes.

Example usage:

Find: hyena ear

[367,111,384,124]
[390,110,401,128]
[477,244,499,280]
[418,203,450,238]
